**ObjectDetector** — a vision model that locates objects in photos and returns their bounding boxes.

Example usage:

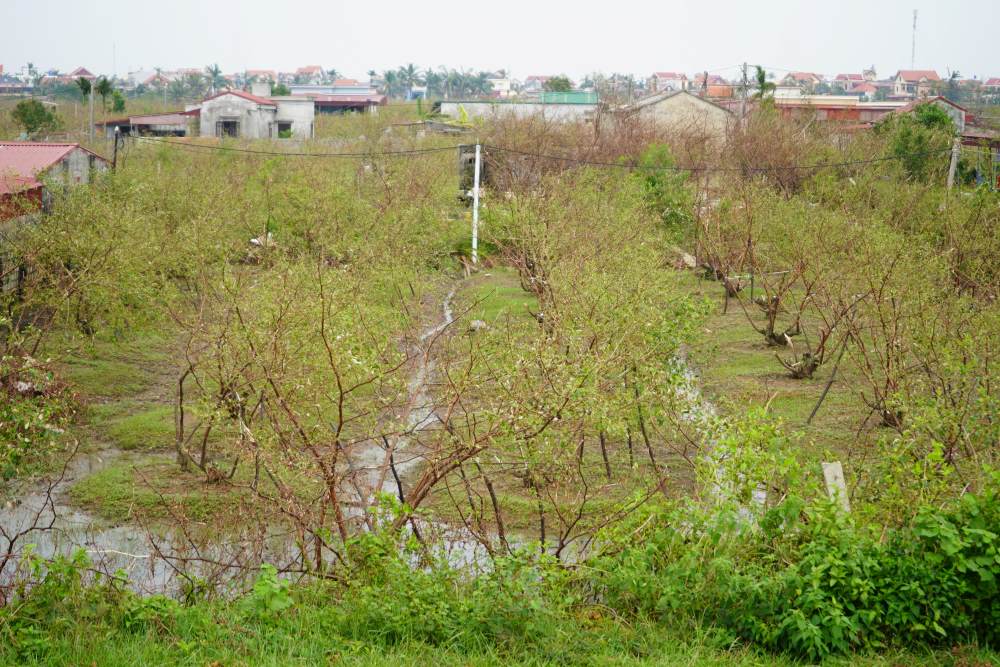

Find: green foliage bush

[876,102,955,182]
[593,476,1000,660]
[0,350,75,482]
[10,99,60,136]
[4,486,998,663]
[635,143,693,231]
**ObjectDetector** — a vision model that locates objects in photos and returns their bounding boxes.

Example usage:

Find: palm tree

[76,77,91,102]
[205,63,224,95]
[94,76,113,110]
[382,70,399,98]
[26,62,43,90]
[185,72,207,98]
[424,70,442,98]
[445,69,462,99]
[754,65,775,99]
[472,71,493,96]
[398,63,421,96]
[325,68,340,82]
[167,79,186,102]
[944,70,963,103]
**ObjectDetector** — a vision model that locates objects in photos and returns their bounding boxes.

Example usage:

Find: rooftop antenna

[911,9,917,69]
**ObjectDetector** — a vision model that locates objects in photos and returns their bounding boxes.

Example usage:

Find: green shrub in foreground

[592,479,1000,660]
[1,485,997,664]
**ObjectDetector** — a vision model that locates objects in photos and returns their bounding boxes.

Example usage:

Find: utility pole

[947,138,960,190]
[112,126,119,171]
[88,83,95,143]
[911,9,918,69]
[740,62,749,121]
[471,143,481,264]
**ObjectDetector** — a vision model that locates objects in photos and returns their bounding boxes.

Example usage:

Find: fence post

[947,138,960,190]
[822,461,851,513]
[471,143,481,264]
[112,126,119,171]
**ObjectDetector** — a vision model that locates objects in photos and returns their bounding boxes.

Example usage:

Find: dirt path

[346,282,459,503]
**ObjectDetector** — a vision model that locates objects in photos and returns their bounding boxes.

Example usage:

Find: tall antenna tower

[911,9,918,68]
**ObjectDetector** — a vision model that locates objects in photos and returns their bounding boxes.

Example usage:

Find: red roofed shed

[0,142,108,220]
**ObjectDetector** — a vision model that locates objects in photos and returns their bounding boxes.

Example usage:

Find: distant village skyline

[5,0,997,85]
[2,62,997,87]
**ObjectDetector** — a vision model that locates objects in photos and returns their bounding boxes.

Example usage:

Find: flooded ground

[0,280,489,593]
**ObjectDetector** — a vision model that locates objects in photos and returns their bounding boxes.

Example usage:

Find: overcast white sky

[4,0,998,81]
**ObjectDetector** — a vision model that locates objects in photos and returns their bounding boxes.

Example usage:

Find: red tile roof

[692,73,727,85]
[985,77,1000,87]
[296,65,323,75]
[835,73,864,81]
[896,70,941,82]
[69,67,95,78]
[653,72,686,79]
[0,142,106,194]
[849,83,878,93]
[203,89,277,106]
[895,95,966,115]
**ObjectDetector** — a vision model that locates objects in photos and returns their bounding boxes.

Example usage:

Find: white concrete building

[621,90,733,140]
[269,97,315,138]
[438,99,598,122]
[649,72,688,93]
[197,90,314,140]
[487,77,514,98]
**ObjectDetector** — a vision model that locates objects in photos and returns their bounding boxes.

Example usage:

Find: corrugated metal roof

[538,91,598,104]
[129,113,190,125]
[0,175,41,196]
[97,112,190,127]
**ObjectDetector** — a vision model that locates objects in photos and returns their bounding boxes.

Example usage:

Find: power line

[483,144,956,174]
[126,135,960,174]
[130,135,463,158]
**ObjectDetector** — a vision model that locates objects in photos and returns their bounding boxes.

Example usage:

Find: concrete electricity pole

[88,83,95,143]
[740,62,749,120]
[471,144,481,264]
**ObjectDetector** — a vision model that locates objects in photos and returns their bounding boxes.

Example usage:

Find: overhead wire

[482,144,957,173]
[126,134,960,175]
[130,135,464,158]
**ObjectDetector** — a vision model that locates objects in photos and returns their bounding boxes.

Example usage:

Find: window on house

[216,119,240,137]
[277,122,292,139]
